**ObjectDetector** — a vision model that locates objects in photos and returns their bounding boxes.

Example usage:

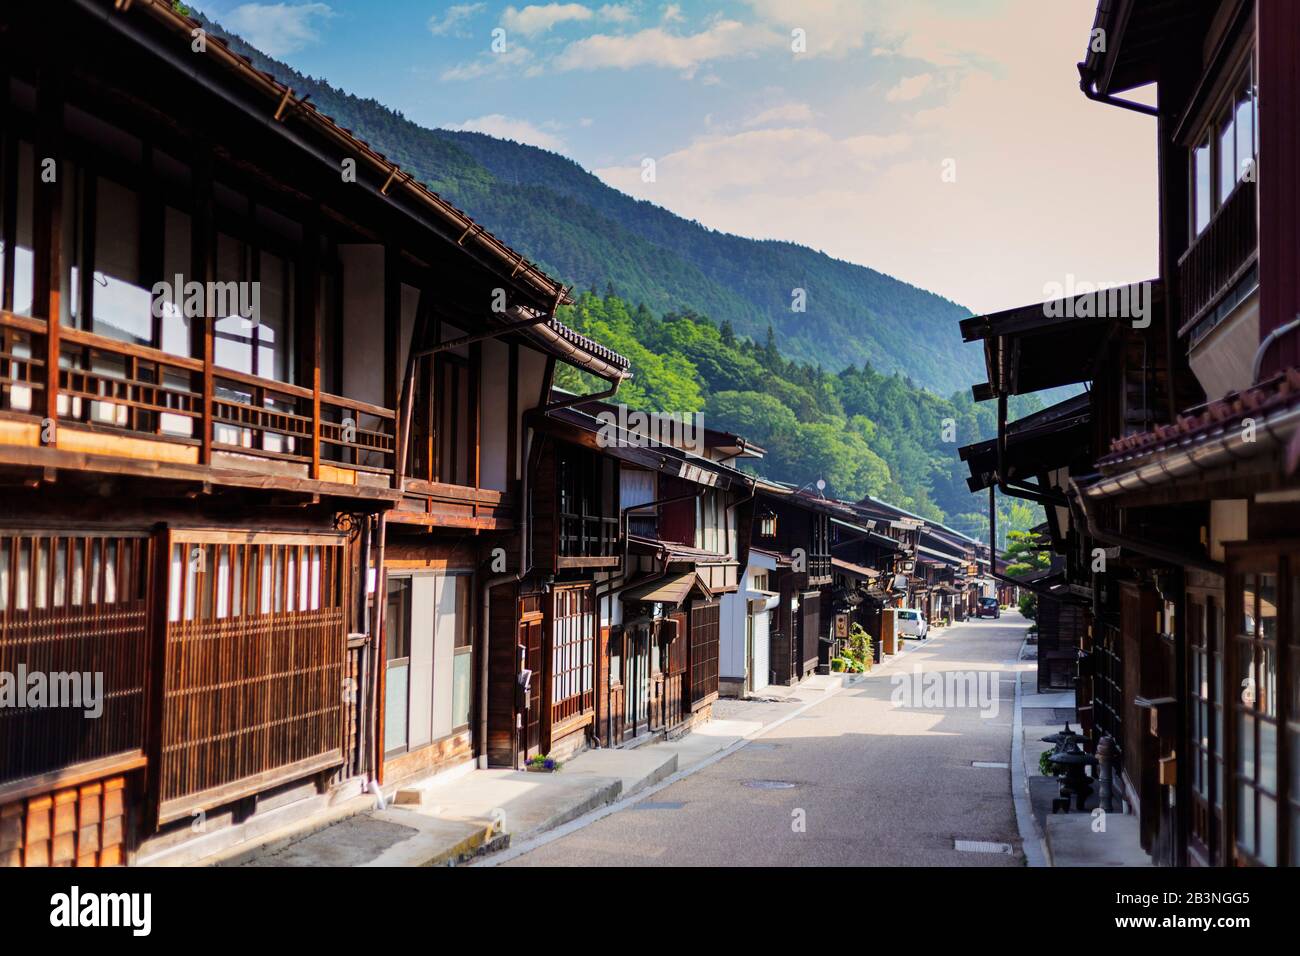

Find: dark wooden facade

[962,0,1300,868]
[0,1,628,864]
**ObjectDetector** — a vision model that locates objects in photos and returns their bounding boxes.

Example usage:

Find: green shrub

[1038,749,1057,777]
[847,623,873,665]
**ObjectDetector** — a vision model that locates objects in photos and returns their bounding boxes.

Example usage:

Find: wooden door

[663,616,687,729]
[520,613,543,762]
[1186,583,1225,865]
[625,624,651,738]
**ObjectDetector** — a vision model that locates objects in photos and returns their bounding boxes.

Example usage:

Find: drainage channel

[954,839,1013,854]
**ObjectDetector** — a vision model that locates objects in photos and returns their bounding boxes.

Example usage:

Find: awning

[619,572,702,606]
[959,393,1092,494]
[832,557,879,579]
[961,281,1163,396]
[530,406,750,491]
[917,544,965,565]
[832,518,905,552]
[628,535,734,567]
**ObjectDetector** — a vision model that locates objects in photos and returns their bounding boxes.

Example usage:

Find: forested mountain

[196,14,981,396]
[194,13,1038,537]
[553,292,1043,540]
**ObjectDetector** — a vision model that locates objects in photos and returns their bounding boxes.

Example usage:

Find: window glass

[1192,137,1211,235]
[257,249,294,384]
[1235,83,1254,182]
[451,575,472,729]
[214,232,253,374]
[11,141,35,315]
[384,577,412,754]
[91,177,151,345]
[1217,110,1235,204]
[159,206,192,356]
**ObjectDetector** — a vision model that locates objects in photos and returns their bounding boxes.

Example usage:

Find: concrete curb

[1012,663,1051,867]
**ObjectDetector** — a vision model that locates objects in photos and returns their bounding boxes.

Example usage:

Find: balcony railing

[1179,178,1258,338]
[0,312,396,485]
[559,512,619,558]
[807,553,832,581]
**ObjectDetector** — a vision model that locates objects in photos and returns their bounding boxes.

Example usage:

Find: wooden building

[0,0,628,864]
[479,397,755,763]
[749,482,835,684]
[962,0,1300,867]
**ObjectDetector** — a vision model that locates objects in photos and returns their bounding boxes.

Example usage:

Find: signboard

[834,613,849,638]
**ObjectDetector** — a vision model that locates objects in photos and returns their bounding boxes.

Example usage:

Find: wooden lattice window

[690,601,720,704]
[0,531,150,789]
[550,586,594,725]
[158,530,347,824]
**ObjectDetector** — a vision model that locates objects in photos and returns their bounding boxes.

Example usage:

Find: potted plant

[526,753,561,773]
[848,624,873,671]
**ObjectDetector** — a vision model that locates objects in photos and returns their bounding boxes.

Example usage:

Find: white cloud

[554,19,781,74]
[440,43,535,81]
[443,114,567,152]
[885,73,934,102]
[427,3,485,37]
[661,3,684,23]
[594,0,1157,315]
[598,4,635,24]
[222,2,334,56]
[502,3,594,37]
[742,103,815,128]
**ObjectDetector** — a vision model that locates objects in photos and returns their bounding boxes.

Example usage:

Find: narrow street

[498,615,1029,866]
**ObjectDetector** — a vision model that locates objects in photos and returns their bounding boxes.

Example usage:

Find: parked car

[978,597,1000,619]
[896,608,929,640]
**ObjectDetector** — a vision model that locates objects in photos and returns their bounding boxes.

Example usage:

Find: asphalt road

[502,614,1030,866]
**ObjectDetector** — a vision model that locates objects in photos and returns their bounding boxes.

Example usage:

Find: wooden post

[192,145,215,465]
[383,241,400,484]
[299,205,321,480]
[470,340,481,515]
[33,74,61,431]
[507,342,519,484]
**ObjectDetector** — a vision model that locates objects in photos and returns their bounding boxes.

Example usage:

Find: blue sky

[194,1,1158,314]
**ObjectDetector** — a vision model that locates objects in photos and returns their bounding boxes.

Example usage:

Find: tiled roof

[1101,367,1300,466]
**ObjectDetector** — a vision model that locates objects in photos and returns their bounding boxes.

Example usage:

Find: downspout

[1067,476,1225,576]
[537,376,622,415]
[1252,315,1300,383]
[368,513,388,797]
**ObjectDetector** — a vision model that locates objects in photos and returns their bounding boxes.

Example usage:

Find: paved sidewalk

[1017,666,1151,867]
[209,655,936,867]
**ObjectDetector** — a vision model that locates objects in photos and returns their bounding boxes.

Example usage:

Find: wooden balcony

[1179,179,1258,339]
[0,312,398,501]
[390,478,516,531]
[807,553,832,585]
[558,511,619,567]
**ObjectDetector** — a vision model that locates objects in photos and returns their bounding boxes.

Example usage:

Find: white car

[896,608,929,640]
